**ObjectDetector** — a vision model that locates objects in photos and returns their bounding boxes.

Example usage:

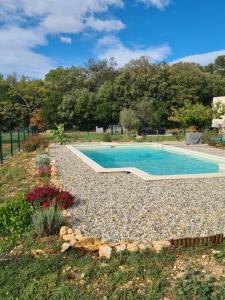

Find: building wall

[212,96,225,129]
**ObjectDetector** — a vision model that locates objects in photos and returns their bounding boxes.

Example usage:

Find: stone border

[66,143,225,181]
[60,226,224,259]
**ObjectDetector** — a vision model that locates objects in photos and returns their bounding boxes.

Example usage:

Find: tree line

[1,55,225,131]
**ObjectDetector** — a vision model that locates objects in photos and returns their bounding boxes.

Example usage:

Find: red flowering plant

[26,185,74,209]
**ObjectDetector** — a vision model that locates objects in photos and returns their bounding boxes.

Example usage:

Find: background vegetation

[1,55,225,131]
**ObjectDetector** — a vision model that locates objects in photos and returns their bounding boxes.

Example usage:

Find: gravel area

[50,144,225,242]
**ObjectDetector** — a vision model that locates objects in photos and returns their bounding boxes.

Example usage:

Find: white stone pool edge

[66,143,225,181]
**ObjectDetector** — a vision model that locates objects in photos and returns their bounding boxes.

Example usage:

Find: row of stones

[60,226,172,259]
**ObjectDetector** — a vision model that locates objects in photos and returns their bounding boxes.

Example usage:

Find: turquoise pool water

[78,146,221,176]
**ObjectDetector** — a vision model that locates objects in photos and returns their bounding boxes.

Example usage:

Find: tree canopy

[1,56,225,131]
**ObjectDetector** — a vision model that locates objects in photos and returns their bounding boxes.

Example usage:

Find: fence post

[18,129,20,152]
[0,131,3,164]
[10,130,13,156]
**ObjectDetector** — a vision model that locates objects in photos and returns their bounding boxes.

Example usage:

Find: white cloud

[98,36,171,66]
[139,0,170,10]
[86,17,125,32]
[0,0,125,77]
[0,26,54,78]
[60,36,72,44]
[173,50,225,65]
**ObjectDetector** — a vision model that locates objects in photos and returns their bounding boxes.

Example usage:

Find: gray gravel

[50,144,225,242]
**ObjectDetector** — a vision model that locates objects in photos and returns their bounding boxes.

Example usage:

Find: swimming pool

[67,143,225,180]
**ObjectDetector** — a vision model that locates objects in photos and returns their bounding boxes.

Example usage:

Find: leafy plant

[120,108,140,136]
[22,136,49,152]
[32,205,66,237]
[202,129,220,146]
[102,133,112,142]
[36,153,50,168]
[0,195,33,235]
[26,185,74,209]
[29,109,46,132]
[36,153,51,179]
[51,123,66,145]
[169,101,212,130]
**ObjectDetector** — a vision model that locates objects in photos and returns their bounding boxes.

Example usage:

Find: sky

[0,0,225,78]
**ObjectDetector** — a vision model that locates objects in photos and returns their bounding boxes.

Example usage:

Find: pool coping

[66,143,225,181]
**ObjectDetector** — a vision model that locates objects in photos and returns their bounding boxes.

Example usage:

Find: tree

[169,101,212,130]
[120,108,140,135]
[95,81,117,129]
[29,109,45,131]
[0,101,28,129]
[134,99,163,128]
[58,89,96,130]
[214,55,225,75]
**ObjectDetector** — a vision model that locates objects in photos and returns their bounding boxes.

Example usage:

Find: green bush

[32,206,66,237]
[36,153,50,168]
[102,133,112,142]
[0,195,33,235]
[202,129,216,146]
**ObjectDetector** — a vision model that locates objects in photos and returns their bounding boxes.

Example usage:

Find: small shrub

[38,165,52,177]
[0,195,33,235]
[32,206,66,237]
[26,185,74,209]
[51,123,66,145]
[102,133,112,142]
[36,153,50,168]
[55,191,75,209]
[22,136,49,152]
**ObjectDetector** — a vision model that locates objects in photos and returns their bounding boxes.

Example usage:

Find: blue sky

[0,0,225,78]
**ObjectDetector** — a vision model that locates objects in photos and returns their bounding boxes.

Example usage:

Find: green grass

[0,235,176,300]
[1,235,225,300]
[45,131,182,144]
[1,130,28,160]
[0,152,48,204]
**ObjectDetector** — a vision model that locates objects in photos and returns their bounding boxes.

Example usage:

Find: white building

[212,96,225,131]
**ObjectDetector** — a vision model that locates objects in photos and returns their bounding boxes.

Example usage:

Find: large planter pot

[185,132,202,145]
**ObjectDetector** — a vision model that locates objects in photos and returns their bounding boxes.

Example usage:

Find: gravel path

[50,144,225,242]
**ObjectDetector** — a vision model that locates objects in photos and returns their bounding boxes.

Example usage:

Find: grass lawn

[45,131,182,144]
[1,130,29,162]
[0,151,48,203]
[0,146,225,300]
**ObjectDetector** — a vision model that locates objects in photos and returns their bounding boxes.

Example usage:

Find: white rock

[115,244,126,252]
[62,233,75,242]
[74,229,82,237]
[61,242,71,253]
[152,240,171,253]
[138,242,152,251]
[127,242,139,252]
[67,228,74,234]
[99,245,112,259]
[59,226,70,237]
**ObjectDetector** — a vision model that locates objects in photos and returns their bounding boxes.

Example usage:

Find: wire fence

[0,128,36,164]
